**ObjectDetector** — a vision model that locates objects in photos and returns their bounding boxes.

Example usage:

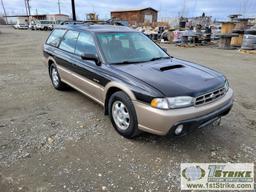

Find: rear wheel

[108,91,140,138]
[50,64,66,90]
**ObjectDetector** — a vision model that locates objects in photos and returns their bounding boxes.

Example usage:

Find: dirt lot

[0,25,255,192]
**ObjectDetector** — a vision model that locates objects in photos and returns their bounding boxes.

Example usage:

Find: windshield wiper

[111,57,170,65]
[149,56,170,61]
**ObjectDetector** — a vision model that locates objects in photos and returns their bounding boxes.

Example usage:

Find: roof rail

[59,20,125,26]
[60,21,84,25]
[106,19,126,26]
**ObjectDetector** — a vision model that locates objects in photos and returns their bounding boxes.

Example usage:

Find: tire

[108,91,141,138]
[49,64,67,90]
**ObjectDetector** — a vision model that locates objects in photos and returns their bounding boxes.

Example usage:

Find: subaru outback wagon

[43,24,234,138]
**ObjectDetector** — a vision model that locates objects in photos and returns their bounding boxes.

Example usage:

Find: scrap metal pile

[135,14,215,47]
[134,13,256,52]
[241,25,256,50]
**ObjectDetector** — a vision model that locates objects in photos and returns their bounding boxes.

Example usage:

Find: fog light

[175,125,183,135]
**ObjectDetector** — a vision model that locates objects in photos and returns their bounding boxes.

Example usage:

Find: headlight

[151,98,169,109]
[167,96,194,109]
[151,96,194,109]
[224,80,229,92]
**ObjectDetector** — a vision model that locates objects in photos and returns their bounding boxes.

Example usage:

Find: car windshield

[96,32,169,64]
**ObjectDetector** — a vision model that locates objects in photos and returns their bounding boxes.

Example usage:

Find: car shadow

[130,125,228,161]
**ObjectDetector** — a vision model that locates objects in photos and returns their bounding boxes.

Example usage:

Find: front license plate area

[198,117,221,129]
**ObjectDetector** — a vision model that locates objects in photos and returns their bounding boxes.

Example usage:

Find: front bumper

[133,88,234,136]
[168,99,232,136]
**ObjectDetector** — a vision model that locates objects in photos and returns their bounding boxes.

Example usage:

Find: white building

[46,14,69,22]
[6,14,69,24]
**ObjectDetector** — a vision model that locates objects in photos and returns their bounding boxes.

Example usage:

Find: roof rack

[60,21,84,25]
[59,19,125,26]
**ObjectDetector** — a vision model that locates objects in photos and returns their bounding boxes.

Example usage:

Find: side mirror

[81,53,101,66]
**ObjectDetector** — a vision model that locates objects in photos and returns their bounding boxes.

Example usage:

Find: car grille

[195,87,226,106]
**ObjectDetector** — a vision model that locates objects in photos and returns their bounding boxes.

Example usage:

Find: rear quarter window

[46,29,66,47]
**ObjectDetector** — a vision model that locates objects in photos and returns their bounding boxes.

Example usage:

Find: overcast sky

[1,0,256,20]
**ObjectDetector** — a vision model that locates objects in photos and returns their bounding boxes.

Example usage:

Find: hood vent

[160,64,184,72]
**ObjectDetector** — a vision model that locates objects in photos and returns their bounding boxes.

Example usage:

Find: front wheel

[50,64,67,90]
[108,91,140,138]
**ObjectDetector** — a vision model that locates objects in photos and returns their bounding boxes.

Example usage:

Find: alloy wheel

[51,67,59,87]
[112,101,130,130]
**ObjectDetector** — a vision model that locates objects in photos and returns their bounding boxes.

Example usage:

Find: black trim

[169,100,233,136]
[133,91,155,103]
[54,50,110,87]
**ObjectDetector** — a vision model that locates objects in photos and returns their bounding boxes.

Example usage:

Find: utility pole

[24,0,28,16]
[0,0,8,24]
[58,0,61,14]
[71,0,76,21]
[27,0,31,16]
[24,0,31,24]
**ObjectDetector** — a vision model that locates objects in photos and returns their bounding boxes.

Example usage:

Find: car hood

[111,58,226,97]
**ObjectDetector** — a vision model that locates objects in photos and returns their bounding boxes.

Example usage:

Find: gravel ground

[0,25,255,192]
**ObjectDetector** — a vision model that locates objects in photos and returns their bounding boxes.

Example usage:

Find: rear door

[55,30,106,104]
[54,30,79,84]
[71,31,105,103]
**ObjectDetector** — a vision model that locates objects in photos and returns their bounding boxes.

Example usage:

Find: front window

[96,32,169,64]
[59,30,79,53]
[75,32,96,56]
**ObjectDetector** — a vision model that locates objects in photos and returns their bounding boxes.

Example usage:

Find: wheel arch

[46,56,56,75]
[104,82,136,115]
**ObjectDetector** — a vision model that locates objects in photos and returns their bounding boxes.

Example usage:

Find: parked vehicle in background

[13,24,18,29]
[13,23,29,30]
[29,21,37,30]
[35,20,56,30]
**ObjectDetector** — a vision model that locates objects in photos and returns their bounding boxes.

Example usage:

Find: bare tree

[24,0,28,16]
[239,0,251,16]
[58,0,61,14]
[0,0,7,24]
[0,15,6,24]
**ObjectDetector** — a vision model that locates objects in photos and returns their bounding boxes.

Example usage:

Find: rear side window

[75,32,96,56]
[59,30,79,53]
[46,29,66,47]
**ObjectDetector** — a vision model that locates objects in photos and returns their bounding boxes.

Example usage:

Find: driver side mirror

[81,53,101,66]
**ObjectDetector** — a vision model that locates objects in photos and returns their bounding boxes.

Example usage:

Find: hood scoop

[159,64,184,72]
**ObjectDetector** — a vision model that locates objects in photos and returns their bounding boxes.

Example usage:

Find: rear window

[46,29,66,47]
[41,21,50,24]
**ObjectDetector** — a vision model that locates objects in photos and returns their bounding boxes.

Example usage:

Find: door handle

[93,78,100,83]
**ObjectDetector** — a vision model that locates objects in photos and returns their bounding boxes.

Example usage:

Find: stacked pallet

[217,21,238,49]
[217,14,256,51]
